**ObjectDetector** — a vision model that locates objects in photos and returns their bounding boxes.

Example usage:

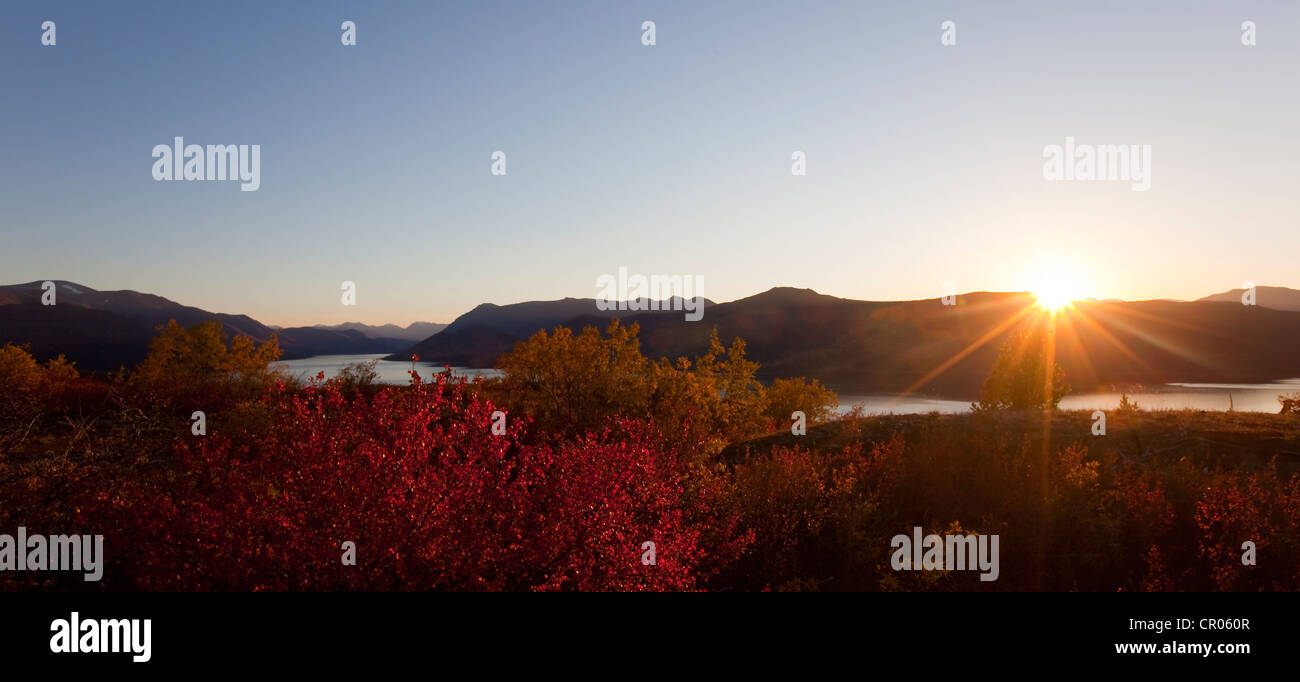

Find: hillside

[0,281,412,370]
[1197,286,1300,312]
[312,321,447,341]
[396,287,1300,397]
[394,296,715,367]
[10,280,1300,393]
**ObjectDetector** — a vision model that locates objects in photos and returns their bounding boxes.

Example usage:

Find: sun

[1032,284,1075,313]
[1025,258,1088,313]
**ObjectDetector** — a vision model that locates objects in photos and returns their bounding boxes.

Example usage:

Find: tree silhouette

[974,327,1069,411]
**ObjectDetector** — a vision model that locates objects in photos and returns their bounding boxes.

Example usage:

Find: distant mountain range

[394,296,715,368]
[309,321,446,342]
[7,280,1300,397]
[1197,286,1300,312]
[391,286,1300,397]
[0,281,443,371]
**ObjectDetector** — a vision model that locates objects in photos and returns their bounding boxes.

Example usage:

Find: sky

[3,1,1298,326]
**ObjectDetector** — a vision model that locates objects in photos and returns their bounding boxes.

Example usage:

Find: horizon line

[4,279,1295,329]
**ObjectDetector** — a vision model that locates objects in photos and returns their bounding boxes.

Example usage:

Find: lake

[273,354,503,385]
[840,378,1300,415]
[275,355,1299,415]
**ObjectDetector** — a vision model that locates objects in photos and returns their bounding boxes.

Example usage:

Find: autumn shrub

[490,320,834,456]
[1279,392,1300,415]
[1118,393,1140,414]
[718,409,1300,592]
[334,359,381,396]
[127,319,283,410]
[1194,463,1300,590]
[715,438,904,591]
[0,344,80,400]
[761,377,838,430]
[720,446,828,589]
[0,344,45,396]
[490,320,654,434]
[0,345,94,439]
[9,321,1298,593]
[83,373,747,591]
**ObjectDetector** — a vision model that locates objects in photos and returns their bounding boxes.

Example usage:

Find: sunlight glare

[1027,259,1088,313]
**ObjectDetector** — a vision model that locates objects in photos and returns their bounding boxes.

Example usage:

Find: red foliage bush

[1194,464,1300,590]
[85,374,746,591]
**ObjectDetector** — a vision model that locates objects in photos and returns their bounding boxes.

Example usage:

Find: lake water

[840,378,1300,415]
[275,355,1299,415]
[273,354,502,385]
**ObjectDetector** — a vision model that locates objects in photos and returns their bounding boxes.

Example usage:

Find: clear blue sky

[3,1,1297,325]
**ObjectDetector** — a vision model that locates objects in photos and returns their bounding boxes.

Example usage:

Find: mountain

[0,281,412,371]
[393,296,716,367]
[312,321,447,341]
[1197,286,1300,312]
[278,327,410,358]
[11,280,1300,396]
[440,297,712,338]
[0,303,161,372]
[0,280,273,338]
[394,287,1300,397]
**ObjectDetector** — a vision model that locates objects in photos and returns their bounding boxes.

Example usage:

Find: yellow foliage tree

[493,319,652,432]
[491,321,837,456]
[131,320,281,407]
[0,344,43,396]
[0,344,79,396]
[762,377,839,428]
[974,327,1069,411]
[0,345,81,427]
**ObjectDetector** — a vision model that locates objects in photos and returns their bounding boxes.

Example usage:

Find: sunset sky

[2,1,1297,326]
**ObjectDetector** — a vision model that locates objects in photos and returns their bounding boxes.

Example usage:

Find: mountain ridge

[393,286,1300,397]
[0,281,424,370]
[1197,286,1300,312]
[8,280,1300,396]
[310,321,447,341]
